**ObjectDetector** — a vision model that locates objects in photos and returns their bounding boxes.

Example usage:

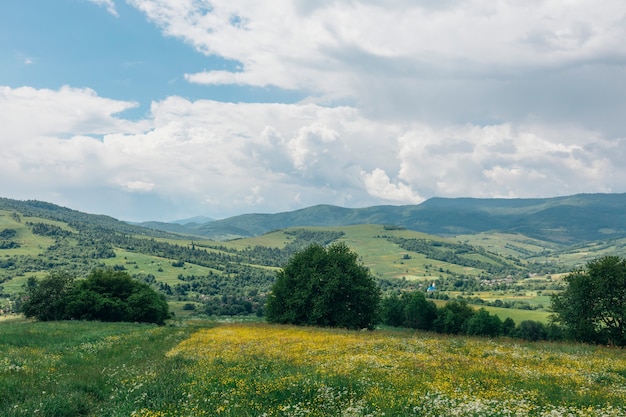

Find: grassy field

[2,319,625,416]
[101,248,223,286]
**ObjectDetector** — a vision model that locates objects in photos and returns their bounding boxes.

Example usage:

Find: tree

[266,243,380,329]
[403,291,437,331]
[380,293,405,327]
[551,256,626,345]
[466,308,502,337]
[21,272,75,321]
[433,300,475,334]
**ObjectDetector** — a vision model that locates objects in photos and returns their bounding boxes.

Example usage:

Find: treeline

[380,292,563,342]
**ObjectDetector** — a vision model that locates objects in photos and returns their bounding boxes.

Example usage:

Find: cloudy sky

[1,0,625,221]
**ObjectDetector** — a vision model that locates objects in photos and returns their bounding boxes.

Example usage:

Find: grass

[0,319,205,417]
[2,320,625,416]
[0,211,56,258]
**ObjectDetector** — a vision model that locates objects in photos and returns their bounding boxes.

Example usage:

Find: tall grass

[2,320,625,416]
[0,319,205,417]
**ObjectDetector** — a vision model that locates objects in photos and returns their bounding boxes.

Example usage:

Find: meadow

[2,319,625,417]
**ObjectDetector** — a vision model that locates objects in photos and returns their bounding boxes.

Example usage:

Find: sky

[1,0,625,222]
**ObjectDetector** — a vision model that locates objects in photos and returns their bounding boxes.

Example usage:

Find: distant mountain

[171,216,215,225]
[147,193,626,243]
[3,193,625,244]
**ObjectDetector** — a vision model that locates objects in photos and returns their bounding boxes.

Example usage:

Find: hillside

[2,194,626,321]
[141,193,626,243]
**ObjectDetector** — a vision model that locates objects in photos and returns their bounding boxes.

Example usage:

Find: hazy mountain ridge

[3,193,625,244]
[142,193,626,243]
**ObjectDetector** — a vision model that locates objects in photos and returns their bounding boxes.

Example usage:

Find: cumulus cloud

[2,84,624,220]
[396,123,617,198]
[362,169,424,203]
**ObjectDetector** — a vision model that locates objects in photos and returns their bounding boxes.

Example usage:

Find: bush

[513,320,547,341]
[380,294,405,327]
[22,269,169,325]
[21,272,75,321]
[380,292,437,330]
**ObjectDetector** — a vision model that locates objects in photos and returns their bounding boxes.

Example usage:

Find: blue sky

[1,0,626,221]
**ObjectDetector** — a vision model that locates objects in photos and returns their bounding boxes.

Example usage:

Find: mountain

[170,216,215,225]
[147,193,626,243]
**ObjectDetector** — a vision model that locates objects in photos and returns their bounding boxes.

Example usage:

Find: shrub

[22,269,169,325]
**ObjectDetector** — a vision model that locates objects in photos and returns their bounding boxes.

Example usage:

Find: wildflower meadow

[2,319,625,416]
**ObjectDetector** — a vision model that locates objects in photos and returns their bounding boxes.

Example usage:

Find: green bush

[22,269,169,325]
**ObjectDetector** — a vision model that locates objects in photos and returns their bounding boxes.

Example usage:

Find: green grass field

[100,249,222,286]
[1,319,624,416]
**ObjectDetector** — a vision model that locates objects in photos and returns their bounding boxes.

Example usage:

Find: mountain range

[2,193,625,244]
[137,193,626,243]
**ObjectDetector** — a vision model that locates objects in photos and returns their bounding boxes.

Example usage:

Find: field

[2,319,625,417]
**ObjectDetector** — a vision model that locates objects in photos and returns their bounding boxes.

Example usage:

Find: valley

[2,194,625,322]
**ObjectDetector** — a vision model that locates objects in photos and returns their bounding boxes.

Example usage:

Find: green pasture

[428,298,551,323]
[456,232,558,259]
[481,305,552,323]
[220,229,291,249]
[0,319,203,417]
[325,224,485,280]
[0,210,56,257]
[533,238,626,269]
[100,249,222,286]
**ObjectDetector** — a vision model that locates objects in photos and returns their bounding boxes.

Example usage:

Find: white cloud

[396,123,616,198]
[1,85,624,220]
[87,0,119,17]
[129,0,626,134]
[362,169,424,203]
[0,86,143,140]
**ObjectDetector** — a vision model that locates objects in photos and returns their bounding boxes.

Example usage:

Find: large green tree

[265,242,380,329]
[551,256,626,346]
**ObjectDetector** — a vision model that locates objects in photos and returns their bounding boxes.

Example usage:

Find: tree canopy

[21,269,169,325]
[551,256,626,346]
[265,242,380,329]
